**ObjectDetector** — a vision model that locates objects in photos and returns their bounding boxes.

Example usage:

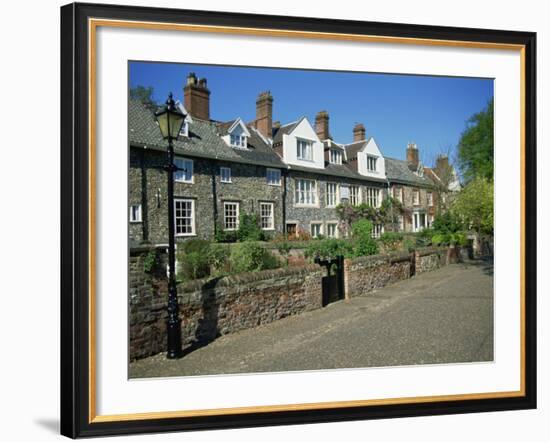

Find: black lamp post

[155,93,186,359]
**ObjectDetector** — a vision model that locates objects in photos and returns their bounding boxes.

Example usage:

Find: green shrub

[431,231,468,247]
[403,238,415,253]
[432,212,464,235]
[142,248,157,273]
[379,232,403,251]
[214,227,238,243]
[350,219,379,257]
[237,213,265,242]
[305,239,354,260]
[207,243,229,274]
[177,239,212,281]
[415,228,434,247]
[229,242,279,273]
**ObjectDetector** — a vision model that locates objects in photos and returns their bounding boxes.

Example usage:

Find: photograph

[127,62,495,379]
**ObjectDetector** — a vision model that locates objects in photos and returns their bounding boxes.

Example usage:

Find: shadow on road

[464,257,494,277]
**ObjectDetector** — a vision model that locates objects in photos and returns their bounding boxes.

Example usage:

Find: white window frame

[372,224,384,239]
[325,182,339,207]
[230,133,247,148]
[129,204,142,223]
[365,187,380,208]
[259,202,275,231]
[179,120,189,137]
[174,198,195,236]
[329,149,342,165]
[266,168,281,186]
[223,201,240,231]
[310,222,323,238]
[398,215,405,231]
[349,185,361,206]
[413,189,420,205]
[174,157,193,183]
[366,155,378,172]
[220,166,232,183]
[326,222,339,238]
[296,139,313,161]
[427,192,433,207]
[294,178,318,206]
[394,186,403,203]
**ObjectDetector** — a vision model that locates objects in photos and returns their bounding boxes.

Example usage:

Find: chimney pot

[184,73,210,120]
[353,123,366,142]
[406,142,420,169]
[256,91,273,138]
[315,110,330,141]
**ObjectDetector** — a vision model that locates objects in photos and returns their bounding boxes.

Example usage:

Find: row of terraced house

[129,72,460,246]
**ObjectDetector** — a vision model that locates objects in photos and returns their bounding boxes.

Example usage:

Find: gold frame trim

[88,18,527,424]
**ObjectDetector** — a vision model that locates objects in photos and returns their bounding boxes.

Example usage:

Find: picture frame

[60,2,537,438]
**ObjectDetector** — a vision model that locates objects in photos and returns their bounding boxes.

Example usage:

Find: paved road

[130,260,494,378]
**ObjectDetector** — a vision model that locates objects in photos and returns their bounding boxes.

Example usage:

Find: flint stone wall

[129,247,322,361]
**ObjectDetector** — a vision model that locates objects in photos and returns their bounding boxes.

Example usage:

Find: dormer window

[297,139,313,161]
[179,120,189,137]
[230,134,247,148]
[329,149,342,165]
[367,155,378,172]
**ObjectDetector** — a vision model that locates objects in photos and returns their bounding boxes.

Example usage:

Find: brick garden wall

[344,251,412,298]
[129,247,322,361]
[343,247,450,298]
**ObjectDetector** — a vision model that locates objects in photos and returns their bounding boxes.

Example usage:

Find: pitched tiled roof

[272,118,302,144]
[287,162,386,182]
[344,138,372,160]
[129,99,286,169]
[384,157,434,187]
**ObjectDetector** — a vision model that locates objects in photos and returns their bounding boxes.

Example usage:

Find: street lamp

[155,93,186,359]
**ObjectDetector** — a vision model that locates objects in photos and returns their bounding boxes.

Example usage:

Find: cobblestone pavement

[129,260,494,378]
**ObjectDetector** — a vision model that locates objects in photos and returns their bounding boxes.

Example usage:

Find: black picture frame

[60,2,537,438]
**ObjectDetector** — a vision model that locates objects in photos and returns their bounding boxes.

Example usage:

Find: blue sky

[129,61,493,163]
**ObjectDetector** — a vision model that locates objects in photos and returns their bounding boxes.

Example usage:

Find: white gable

[282,117,324,169]
[221,118,251,148]
[357,137,386,178]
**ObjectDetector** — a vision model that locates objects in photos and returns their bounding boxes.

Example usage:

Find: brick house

[129,72,453,245]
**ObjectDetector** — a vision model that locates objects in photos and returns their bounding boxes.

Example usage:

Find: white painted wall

[357,137,386,178]
[282,118,325,169]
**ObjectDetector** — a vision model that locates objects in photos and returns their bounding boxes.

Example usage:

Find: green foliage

[415,228,434,248]
[432,231,468,247]
[237,213,265,242]
[207,243,229,274]
[451,177,494,236]
[336,197,405,234]
[431,211,464,235]
[379,231,404,251]
[351,219,379,256]
[130,85,156,105]
[229,242,279,273]
[142,248,157,274]
[177,240,211,281]
[458,98,494,183]
[305,239,355,260]
[214,226,238,243]
[403,238,415,253]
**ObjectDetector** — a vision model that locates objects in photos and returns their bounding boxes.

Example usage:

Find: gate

[314,255,344,307]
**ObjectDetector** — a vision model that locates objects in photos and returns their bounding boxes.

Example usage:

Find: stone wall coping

[178,263,322,293]
[415,246,448,257]
[129,244,156,255]
[345,250,411,266]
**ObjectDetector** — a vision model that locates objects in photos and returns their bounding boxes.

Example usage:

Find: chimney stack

[353,123,366,142]
[255,91,273,138]
[406,142,419,169]
[184,72,211,120]
[436,154,449,172]
[315,111,330,141]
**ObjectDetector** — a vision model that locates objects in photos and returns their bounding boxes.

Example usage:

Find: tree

[457,98,494,183]
[130,85,156,106]
[451,177,493,238]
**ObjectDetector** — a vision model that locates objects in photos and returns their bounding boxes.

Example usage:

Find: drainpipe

[282,168,287,236]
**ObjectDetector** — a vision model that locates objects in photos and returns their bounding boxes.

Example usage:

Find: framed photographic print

[60,2,537,438]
